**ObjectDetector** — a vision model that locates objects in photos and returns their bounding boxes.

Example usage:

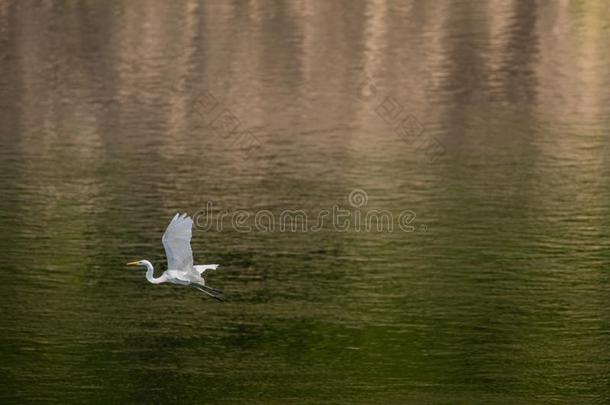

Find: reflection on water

[1,0,609,402]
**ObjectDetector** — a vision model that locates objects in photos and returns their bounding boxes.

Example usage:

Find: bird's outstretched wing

[162,213,195,272]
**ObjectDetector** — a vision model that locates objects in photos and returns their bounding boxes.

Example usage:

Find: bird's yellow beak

[126,261,140,266]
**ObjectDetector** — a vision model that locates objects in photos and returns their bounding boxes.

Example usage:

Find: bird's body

[127,213,224,300]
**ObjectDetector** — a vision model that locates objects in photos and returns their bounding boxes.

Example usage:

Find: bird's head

[127,260,149,267]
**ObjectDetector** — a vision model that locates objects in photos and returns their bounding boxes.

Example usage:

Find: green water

[1,1,610,403]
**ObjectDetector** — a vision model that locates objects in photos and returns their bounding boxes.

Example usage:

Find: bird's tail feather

[192,284,225,302]
[194,264,219,274]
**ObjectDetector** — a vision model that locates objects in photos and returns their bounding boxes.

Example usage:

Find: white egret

[127,213,224,301]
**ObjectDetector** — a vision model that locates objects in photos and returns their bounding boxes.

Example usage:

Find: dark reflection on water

[1,1,609,402]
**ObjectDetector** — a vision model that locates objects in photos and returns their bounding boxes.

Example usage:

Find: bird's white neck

[141,260,166,284]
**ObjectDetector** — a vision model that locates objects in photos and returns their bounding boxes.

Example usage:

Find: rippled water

[1,1,610,403]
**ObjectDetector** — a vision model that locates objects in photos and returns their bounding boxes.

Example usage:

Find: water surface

[1,1,610,403]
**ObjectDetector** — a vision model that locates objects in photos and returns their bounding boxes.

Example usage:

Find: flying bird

[127,213,224,301]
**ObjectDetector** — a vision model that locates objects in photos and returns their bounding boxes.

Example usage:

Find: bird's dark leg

[192,284,225,302]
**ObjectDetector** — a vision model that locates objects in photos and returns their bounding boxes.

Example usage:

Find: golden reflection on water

[1,0,610,402]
